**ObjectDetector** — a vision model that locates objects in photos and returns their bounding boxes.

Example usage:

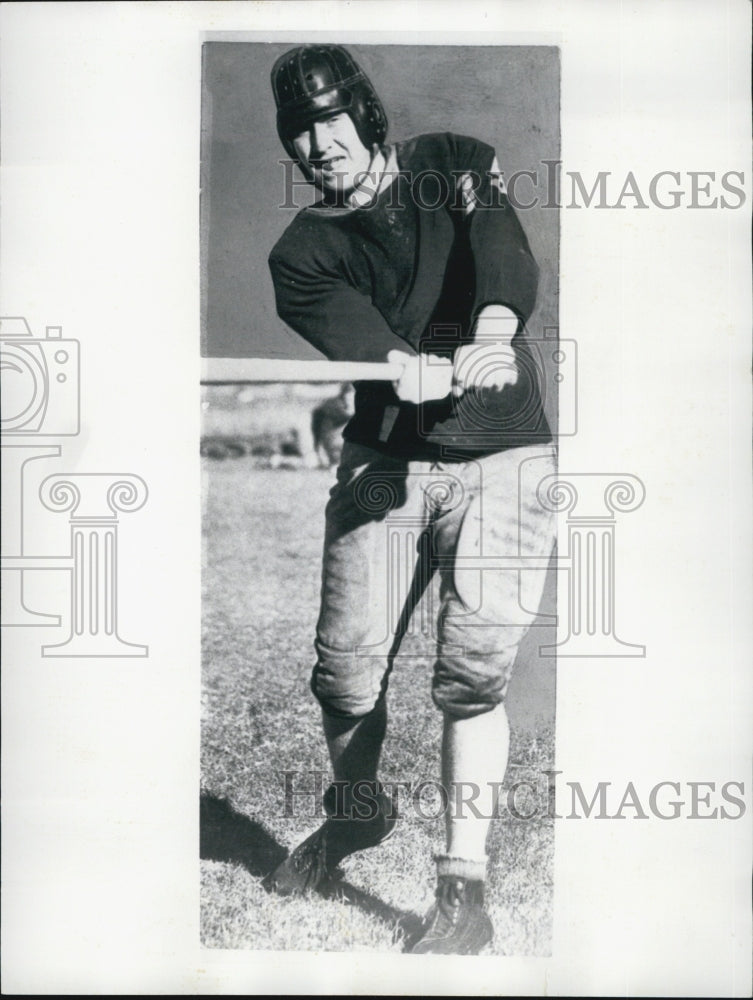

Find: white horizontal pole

[201,357,402,384]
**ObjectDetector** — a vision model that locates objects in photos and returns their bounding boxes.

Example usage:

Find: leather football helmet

[271,44,388,159]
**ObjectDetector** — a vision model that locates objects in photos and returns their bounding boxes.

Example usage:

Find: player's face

[293,113,373,197]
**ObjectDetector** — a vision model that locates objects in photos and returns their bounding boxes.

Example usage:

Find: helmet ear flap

[365,97,386,138]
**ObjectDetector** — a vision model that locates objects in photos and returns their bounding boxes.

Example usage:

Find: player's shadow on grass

[322,878,425,950]
[200,792,424,949]
[200,793,288,876]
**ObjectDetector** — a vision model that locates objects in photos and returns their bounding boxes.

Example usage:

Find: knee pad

[310,646,390,718]
[431,651,513,719]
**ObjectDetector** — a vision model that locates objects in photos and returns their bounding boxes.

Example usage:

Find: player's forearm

[467,197,539,327]
[449,305,521,398]
[270,257,417,364]
[277,307,415,364]
[472,305,519,342]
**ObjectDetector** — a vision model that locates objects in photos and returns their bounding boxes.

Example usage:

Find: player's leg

[314,445,411,802]
[322,696,387,794]
[412,445,556,953]
[263,443,426,895]
[440,700,509,870]
[315,445,435,794]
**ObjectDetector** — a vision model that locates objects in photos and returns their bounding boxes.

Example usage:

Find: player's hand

[452,305,519,398]
[451,342,518,397]
[387,350,454,404]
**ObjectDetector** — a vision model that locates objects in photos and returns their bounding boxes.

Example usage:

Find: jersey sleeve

[447,133,540,327]
[468,186,539,326]
[268,242,417,363]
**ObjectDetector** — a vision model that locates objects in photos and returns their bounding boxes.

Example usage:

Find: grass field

[201,456,555,954]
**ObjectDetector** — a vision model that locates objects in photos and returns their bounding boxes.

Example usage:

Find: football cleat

[410,875,494,955]
[261,783,397,897]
